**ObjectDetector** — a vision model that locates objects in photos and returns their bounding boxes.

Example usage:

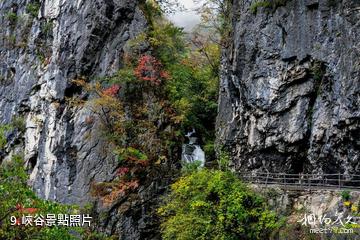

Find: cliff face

[217,0,360,174]
[0,1,176,237]
[0,0,145,203]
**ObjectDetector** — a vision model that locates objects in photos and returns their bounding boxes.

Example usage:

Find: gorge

[0,0,359,239]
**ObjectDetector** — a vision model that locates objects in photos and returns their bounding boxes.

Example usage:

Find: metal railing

[238,172,360,191]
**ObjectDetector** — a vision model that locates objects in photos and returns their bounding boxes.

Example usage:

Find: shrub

[41,20,54,37]
[26,2,40,18]
[341,190,351,201]
[0,117,26,151]
[0,155,81,239]
[217,151,231,171]
[181,160,203,175]
[6,12,18,25]
[250,0,287,14]
[4,35,17,48]
[134,55,169,85]
[0,124,12,150]
[158,169,282,240]
[311,61,326,85]
[11,115,26,133]
[0,155,113,239]
[250,1,272,14]
[72,80,126,136]
[102,84,121,97]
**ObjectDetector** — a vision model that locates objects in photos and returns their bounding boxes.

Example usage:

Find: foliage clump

[75,0,220,205]
[197,0,232,45]
[6,12,18,25]
[74,55,179,205]
[11,116,26,133]
[0,116,26,151]
[0,124,12,150]
[134,55,169,85]
[26,2,41,18]
[250,0,287,14]
[341,190,351,201]
[158,169,282,240]
[0,156,76,239]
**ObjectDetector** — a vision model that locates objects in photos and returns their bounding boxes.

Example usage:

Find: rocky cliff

[0,0,166,238]
[2,0,360,238]
[217,0,360,175]
[1,0,146,203]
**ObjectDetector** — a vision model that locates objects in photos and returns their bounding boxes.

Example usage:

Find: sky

[167,0,202,32]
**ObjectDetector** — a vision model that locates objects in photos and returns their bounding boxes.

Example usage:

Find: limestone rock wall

[0,1,177,238]
[217,0,360,175]
[0,0,145,206]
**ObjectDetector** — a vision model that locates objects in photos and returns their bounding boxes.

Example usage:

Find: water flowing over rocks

[182,129,206,166]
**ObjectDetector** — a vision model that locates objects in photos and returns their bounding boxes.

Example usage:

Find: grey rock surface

[0,0,144,203]
[217,0,360,175]
[0,0,163,238]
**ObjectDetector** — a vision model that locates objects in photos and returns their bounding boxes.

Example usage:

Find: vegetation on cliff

[0,155,112,240]
[76,0,220,205]
[158,168,282,240]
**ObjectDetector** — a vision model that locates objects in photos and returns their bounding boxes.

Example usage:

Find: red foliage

[117,167,130,176]
[103,84,121,97]
[123,180,139,190]
[134,55,169,85]
[16,204,38,214]
[15,218,21,225]
[160,71,170,79]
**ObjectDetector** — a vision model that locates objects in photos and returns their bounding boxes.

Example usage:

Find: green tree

[0,124,12,150]
[99,3,220,161]
[0,155,106,239]
[195,0,232,46]
[158,169,282,240]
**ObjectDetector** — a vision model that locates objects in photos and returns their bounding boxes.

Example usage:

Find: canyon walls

[217,0,360,175]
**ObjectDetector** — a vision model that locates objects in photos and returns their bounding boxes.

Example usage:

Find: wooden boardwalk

[238,172,360,191]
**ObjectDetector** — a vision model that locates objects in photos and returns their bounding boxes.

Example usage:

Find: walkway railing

[238,172,360,191]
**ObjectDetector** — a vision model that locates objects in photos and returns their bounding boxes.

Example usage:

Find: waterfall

[181,129,205,167]
[193,145,205,163]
